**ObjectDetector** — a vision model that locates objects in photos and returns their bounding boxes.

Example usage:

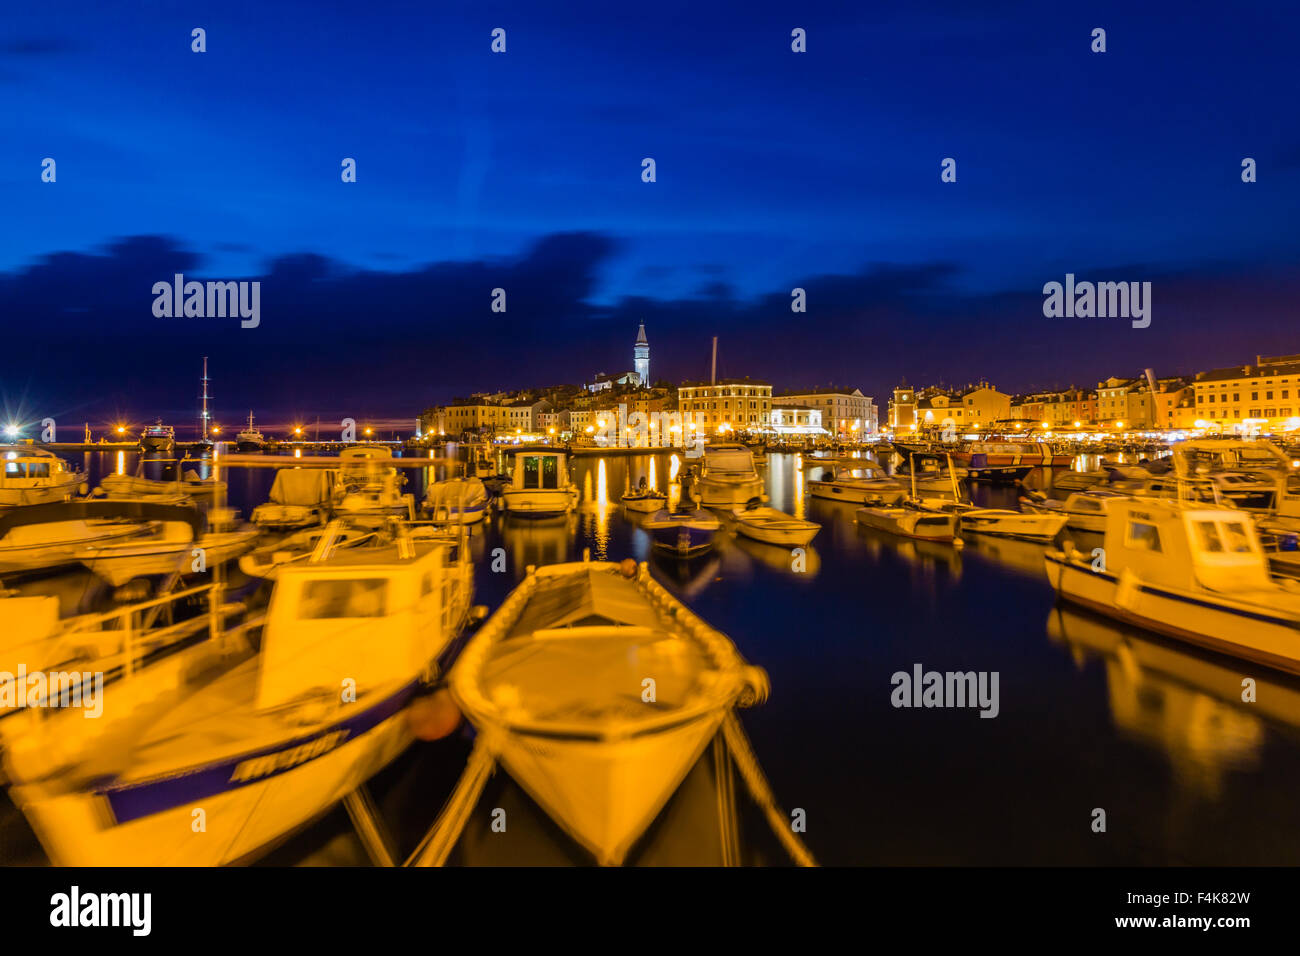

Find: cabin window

[26,463,50,478]
[299,578,389,618]
[4,462,21,476]
[1221,522,1252,554]
[1194,521,1224,553]
[1126,521,1162,552]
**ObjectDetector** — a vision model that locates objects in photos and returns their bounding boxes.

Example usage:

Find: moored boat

[807,461,905,506]
[440,559,782,867]
[643,507,722,556]
[1044,498,1300,676]
[2,529,475,865]
[696,443,764,508]
[499,449,579,518]
[251,468,340,531]
[138,421,175,455]
[0,449,84,507]
[855,504,959,543]
[730,500,820,547]
[235,412,265,453]
[424,475,490,524]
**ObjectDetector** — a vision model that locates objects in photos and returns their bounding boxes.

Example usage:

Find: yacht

[235,412,265,453]
[498,449,578,518]
[1044,498,1300,676]
[139,421,175,455]
[0,449,84,507]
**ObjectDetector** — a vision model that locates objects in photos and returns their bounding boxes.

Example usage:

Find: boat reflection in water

[729,532,822,579]
[499,513,576,572]
[1045,604,1300,796]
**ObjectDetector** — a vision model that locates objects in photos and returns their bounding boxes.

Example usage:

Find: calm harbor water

[4,447,1300,865]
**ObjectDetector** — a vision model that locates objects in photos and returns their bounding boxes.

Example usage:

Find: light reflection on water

[3,447,1298,866]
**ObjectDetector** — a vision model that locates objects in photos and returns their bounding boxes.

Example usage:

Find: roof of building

[774,386,865,398]
[679,378,772,388]
[1196,358,1300,382]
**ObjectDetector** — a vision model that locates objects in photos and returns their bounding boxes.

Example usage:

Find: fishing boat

[97,458,226,501]
[1018,489,1133,534]
[855,504,960,543]
[0,449,84,507]
[424,475,490,524]
[235,412,265,453]
[2,529,475,865]
[439,560,780,867]
[643,507,722,556]
[696,443,764,508]
[251,468,340,531]
[139,421,175,455]
[499,449,579,518]
[1044,498,1300,676]
[0,501,149,576]
[807,461,906,506]
[730,499,820,547]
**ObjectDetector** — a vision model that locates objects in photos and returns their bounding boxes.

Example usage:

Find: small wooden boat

[730,500,820,547]
[0,449,83,507]
[620,480,668,514]
[1044,498,1300,676]
[643,508,721,556]
[855,504,959,542]
[443,560,773,866]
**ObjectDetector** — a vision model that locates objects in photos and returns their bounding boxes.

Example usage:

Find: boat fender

[737,666,770,707]
[1115,568,1141,610]
[407,690,462,741]
[618,558,637,578]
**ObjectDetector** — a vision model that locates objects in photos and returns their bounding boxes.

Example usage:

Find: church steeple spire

[634,323,650,386]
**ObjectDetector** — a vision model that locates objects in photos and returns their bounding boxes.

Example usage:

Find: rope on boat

[722,712,818,867]
[403,734,497,867]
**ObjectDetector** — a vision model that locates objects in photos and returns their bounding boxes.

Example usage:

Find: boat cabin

[509,450,571,491]
[702,443,758,479]
[1101,499,1271,593]
[258,538,468,710]
[2,449,76,485]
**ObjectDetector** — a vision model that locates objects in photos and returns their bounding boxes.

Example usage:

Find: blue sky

[2,0,1298,428]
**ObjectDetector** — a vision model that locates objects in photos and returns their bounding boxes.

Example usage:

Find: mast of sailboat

[200,356,212,441]
[711,336,717,385]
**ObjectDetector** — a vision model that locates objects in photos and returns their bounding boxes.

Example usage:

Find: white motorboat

[336,470,416,526]
[730,500,820,547]
[0,449,83,507]
[0,502,149,576]
[1019,489,1133,534]
[3,529,475,865]
[910,496,1068,542]
[444,560,771,866]
[60,500,258,586]
[499,449,579,518]
[1044,497,1300,676]
[696,443,764,508]
[251,468,340,530]
[424,475,490,524]
[855,505,959,543]
[807,461,905,506]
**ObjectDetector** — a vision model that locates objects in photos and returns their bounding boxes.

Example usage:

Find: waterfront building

[677,378,772,434]
[1192,353,1300,434]
[770,405,826,438]
[774,387,877,441]
[916,383,1011,433]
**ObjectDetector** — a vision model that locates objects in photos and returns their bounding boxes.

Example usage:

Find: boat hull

[856,507,958,542]
[500,488,577,518]
[7,687,416,866]
[697,477,764,508]
[808,481,905,506]
[959,510,1068,541]
[1044,551,1300,676]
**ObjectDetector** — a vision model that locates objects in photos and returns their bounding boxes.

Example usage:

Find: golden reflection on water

[115,450,125,476]
[648,457,657,491]
[669,454,680,482]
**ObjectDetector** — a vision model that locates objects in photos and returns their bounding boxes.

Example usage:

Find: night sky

[2,1,1298,435]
